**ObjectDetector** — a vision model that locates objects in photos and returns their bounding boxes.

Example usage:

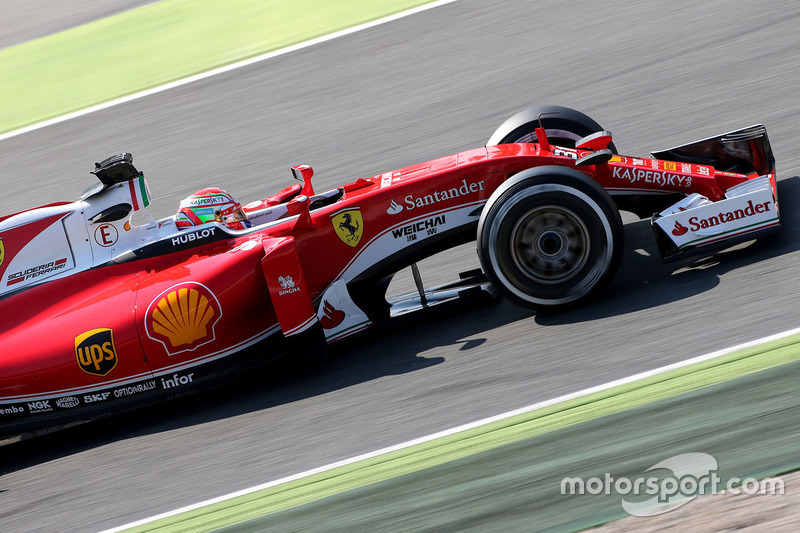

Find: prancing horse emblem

[331,208,364,247]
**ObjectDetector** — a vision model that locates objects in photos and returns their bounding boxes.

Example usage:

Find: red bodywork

[0,135,778,438]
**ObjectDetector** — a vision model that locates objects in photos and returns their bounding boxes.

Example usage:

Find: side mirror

[291,165,315,197]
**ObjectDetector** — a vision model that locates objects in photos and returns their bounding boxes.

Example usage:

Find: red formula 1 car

[0,106,778,440]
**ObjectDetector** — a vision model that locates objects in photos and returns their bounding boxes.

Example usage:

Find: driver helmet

[176,188,251,230]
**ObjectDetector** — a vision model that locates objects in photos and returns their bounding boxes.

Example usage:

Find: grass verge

[119,331,800,532]
[0,0,434,135]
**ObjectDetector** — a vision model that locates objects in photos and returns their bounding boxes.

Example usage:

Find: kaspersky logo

[145,282,222,355]
[75,328,118,376]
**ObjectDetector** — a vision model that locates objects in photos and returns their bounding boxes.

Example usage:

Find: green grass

[0,0,434,135]
[123,332,800,532]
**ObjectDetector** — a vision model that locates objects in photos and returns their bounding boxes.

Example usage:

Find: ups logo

[75,328,118,376]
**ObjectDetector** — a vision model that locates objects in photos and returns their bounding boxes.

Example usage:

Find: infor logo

[75,328,118,376]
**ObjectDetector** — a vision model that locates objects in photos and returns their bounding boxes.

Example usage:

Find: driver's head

[176,188,251,230]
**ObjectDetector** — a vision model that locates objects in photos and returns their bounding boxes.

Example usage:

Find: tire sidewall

[478,167,623,309]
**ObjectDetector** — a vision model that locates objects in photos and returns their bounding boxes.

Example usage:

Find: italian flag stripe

[138,175,150,207]
[128,179,139,210]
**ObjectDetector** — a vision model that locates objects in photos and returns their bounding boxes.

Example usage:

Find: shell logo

[145,282,222,355]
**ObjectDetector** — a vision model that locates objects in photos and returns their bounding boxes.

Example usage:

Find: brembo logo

[75,328,119,376]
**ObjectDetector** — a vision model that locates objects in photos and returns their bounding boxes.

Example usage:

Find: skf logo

[75,328,119,376]
[84,392,111,403]
[145,282,222,355]
[331,208,364,247]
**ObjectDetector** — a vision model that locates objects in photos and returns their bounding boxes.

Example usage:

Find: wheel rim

[510,205,590,284]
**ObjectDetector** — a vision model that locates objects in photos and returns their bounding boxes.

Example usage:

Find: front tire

[488,105,617,153]
[477,166,623,311]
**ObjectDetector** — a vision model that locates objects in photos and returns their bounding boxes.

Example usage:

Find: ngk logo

[27,400,52,413]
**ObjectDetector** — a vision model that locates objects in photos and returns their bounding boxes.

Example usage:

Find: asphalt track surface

[0,0,156,50]
[2,1,800,531]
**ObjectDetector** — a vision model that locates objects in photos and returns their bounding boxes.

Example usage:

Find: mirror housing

[291,165,315,197]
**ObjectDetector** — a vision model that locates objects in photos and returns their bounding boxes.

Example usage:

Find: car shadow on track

[536,176,800,325]
[0,294,529,474]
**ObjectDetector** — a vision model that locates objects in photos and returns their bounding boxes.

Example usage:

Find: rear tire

[477,166,623,311]
[488,105,617,153]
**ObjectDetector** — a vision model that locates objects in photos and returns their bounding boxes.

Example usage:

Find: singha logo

[277,275,300,296]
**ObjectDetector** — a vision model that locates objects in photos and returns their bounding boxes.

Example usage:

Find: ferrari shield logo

[0,237,4,267]
[332,208,363,247]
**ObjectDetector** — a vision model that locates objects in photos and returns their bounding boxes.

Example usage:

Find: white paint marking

[0,0,462,143]
[101,326,800,532]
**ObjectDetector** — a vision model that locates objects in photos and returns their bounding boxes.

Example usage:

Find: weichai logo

[75,328,119,376]
[145,282,222,355]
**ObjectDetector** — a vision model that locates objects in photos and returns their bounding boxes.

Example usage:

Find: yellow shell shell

[150,287,215,348]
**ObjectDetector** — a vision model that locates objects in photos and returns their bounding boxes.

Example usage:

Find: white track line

[0,0,462,143]
[101,326,800,533]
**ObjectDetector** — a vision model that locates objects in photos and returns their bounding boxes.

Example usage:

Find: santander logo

[387,200,404,215]
[672,221,688,236]
[320,300,345,329]
[387,179,485,215]
[687,199,772,232]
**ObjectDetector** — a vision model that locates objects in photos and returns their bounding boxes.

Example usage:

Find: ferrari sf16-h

[0,106,779,440]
